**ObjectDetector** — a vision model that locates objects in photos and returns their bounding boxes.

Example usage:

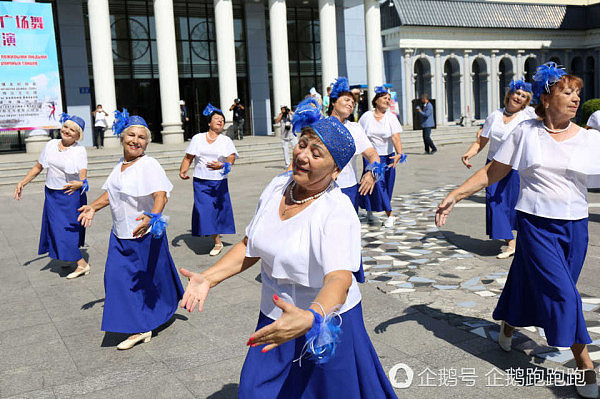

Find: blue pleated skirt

[38,186,86,262]
[492,211,591,347]
[101,232,184,334]
[239,302,397,399]
[192,177,236,236]
[485,159,519,240]
[358,154,395,212]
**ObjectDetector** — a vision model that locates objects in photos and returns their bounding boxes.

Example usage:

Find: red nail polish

[251,344,257,347]
[261,348,267,353]
[273,294,279,301]
[249,337,254,342]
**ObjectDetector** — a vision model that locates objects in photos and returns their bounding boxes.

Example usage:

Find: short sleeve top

[245,172,362,320]
[359,110,402,155]
[494,119,600,220]
[102,156,174,239]
[480,108,536,160]
[185,133,239,180]
[586,110,600,130]
[336,121,374,189]
[38,139,88,190]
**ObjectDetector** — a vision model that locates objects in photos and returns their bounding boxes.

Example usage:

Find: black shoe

[424,151,430,154]
[431,149,437,154]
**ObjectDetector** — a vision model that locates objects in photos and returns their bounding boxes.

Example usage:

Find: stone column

[154,0,183,144]
[516,50,524,79]
[319,0,338,93]
[434,50,443,125]
[403,50,413,126]
[463,50,471,123]
[364,0,383,107]
[214,0,238,122]
[490,50,499,111]
[269,0,291,117]
[88,0,118,147]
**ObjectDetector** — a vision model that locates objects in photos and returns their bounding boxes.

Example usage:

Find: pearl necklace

[289,181,331,204]
[503,109,515,117]
[123,153,145,165]
[543,121,571,134]
[206,132,218,142]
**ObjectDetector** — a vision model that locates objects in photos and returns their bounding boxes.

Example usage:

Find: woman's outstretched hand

[461,153,473,169]
[179,268,211,312]
[247,295,314,353]
[435,193,457,227]
[77,205,95,228]
[63,180,83,195]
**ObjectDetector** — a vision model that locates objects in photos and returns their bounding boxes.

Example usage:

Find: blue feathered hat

[374,86,389,95]
[59,113,85,131]
[508,78,532,94]
[203,103,223,116]
[292,98,355,169]
[532,62,567,103]
[329,77,350,101]
[112,109,148,136]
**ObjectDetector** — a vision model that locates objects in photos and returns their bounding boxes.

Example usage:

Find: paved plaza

[2,142,600,398]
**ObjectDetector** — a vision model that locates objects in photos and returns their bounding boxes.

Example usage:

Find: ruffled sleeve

[120,156,173,197]
[387,111,403,133]
[567,129,600,188]
[223,136,239,159]
[38,139,54,168]
[184,134,202,157]
[493,119,541,171]
[480,112,496,138]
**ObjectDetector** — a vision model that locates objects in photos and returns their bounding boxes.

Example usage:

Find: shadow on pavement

[207,383,238,398]
[171,233,232,256]
[100,314,188,347]
[440,230,503,257]
[81,298,105,310]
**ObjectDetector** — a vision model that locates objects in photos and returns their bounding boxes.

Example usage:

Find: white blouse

[494,119,600,220]
[587,110,600,130]
[245,172,362,320]
[185,133,239,180]
[337,121,374,189]
[480,108,536,160]
[358,110,402,155]
[38,139,88,190]
[102,156,174,239]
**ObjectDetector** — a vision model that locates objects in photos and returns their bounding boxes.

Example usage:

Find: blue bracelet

[301,306,342,364]
[80,178,89,195]
[142,212,169,238]
[220,162,232,176]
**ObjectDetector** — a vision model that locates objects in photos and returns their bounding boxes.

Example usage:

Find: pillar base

[161,122,184,145]
[272,124,281,138]
[25,134,51,153]
[103,130,120,148]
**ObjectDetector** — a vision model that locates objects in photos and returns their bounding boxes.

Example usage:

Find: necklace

[543,121,571,134]
[206,132,218,142]
[58,141,71,152]
[289,181,331,204]
[503,109,515,117]
[123,153,145,165]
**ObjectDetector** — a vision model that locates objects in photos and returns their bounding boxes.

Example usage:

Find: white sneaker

[384,216,396,228]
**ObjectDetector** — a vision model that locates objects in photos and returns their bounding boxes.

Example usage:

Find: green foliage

[581,99,600,126]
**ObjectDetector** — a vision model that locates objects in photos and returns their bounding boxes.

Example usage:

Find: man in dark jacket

[416,94,437,154]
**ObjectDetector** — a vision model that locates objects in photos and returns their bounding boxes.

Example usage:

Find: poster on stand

[0,2,62,131]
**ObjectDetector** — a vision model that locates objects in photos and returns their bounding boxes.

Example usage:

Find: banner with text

[0,2,62,131]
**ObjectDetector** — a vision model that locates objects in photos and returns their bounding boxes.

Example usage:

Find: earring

[545,104,549,109]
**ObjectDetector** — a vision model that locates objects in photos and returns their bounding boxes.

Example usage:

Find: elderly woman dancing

[78,111,183,350]
[179,102,397,398]
[358,87,405,228]
[14,114,90,279]
[436,63,600,398]
[179,104,239,256]
[461,79,535,259]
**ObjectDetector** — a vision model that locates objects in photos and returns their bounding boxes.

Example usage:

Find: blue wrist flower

[296,305,342,365]
[220,162,232,176]
[365,161,387,182]
[80,178,89,195]
[142,212,169,238]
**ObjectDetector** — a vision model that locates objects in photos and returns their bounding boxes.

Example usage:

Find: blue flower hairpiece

[292,97,322,133]
[59,113,85,131]
[508,79,532,94]
[112,109,148,136]
[329,76,350,100]
[203,103,222,116]
[532,62,567,102]
[374,86,388,95]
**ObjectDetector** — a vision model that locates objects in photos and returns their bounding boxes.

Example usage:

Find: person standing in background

[92,104,108,149]
[180,100,191,141]
[416,94,437,154]
[230,98,246,140]
[322,86,331,113]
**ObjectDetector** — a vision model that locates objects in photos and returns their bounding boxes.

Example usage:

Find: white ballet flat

[117,331,152,350]
[575,369,598,399]
[66,264,90,279]
[383,216,396,228]
[209,243,224,256]
[496,247,516,259]
[498,321,513,352]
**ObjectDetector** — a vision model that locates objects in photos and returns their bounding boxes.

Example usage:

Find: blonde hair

[119,125,152,145]
[503,89,532,110]
[63,120,83,141]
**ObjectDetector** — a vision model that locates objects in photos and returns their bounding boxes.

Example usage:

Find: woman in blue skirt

[179,107,397,398]
[461,79,535,259]
[179,104,239,257]
[358,87,405,228]
[436,63,600,398]
[14,114,90,279]
[78,111,183,350]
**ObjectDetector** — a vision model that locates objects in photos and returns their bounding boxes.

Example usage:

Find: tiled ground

[360,185,600,369]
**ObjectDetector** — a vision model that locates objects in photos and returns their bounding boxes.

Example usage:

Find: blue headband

[203,103,222,116]
[532,62,567,103]
[59,113,85,131]
[112,109,148,136]
[508,79,532,94]
[329,77,350,100]
[291,98,355,169]
[374,86,388,95]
